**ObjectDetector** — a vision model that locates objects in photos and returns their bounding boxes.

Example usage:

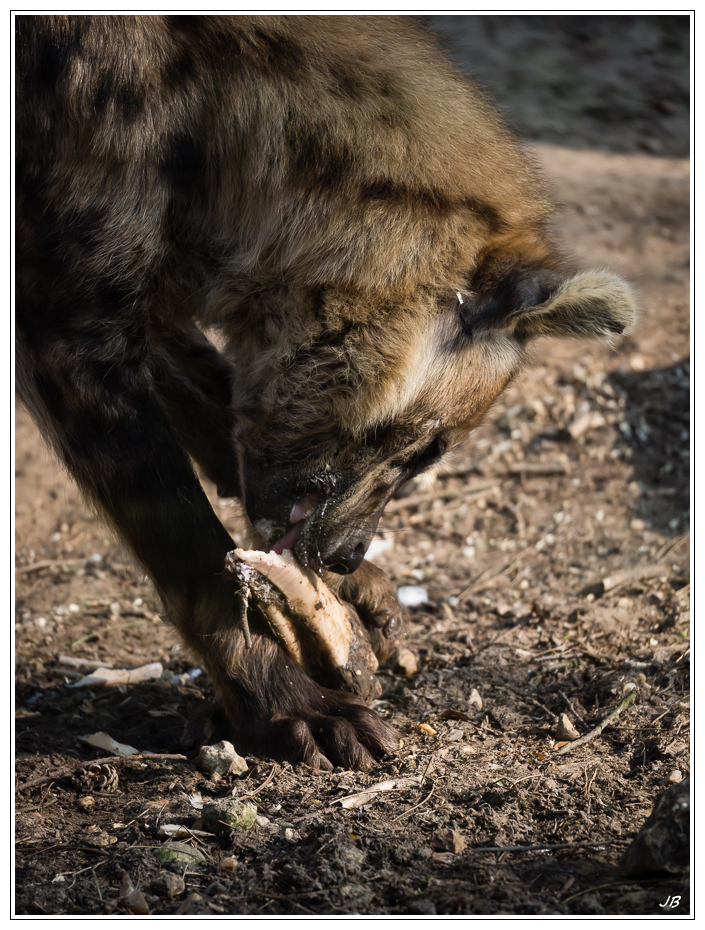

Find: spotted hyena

[15,16,635,769]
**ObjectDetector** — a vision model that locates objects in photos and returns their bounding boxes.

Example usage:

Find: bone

[223,548,380,699]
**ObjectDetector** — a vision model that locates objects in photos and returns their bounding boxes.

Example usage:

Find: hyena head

[228,260,635,574]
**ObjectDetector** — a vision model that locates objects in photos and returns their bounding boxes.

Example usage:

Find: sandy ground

[15,14,690,916]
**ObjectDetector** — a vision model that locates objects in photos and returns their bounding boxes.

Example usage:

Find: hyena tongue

[288,493,322,524]
[268,522,304,555]
[267,493,323,554]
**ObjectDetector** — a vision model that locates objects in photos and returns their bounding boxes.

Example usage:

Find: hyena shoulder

[16,15,551,304]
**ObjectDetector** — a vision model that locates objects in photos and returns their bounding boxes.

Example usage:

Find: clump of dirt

[15,15,689,917]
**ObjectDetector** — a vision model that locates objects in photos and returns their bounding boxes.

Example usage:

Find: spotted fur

[15,16,635,769]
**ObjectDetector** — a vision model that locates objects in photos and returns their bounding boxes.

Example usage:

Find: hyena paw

[326,559,408,663]
[264,696,398,772]
[206,635,398,771]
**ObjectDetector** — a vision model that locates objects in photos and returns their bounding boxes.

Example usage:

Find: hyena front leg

[150,321,241,499]
[16,304,395,770]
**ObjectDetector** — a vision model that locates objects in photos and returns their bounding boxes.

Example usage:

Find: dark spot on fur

[165,15,206,34]
[328,62,370,102]
[116,84,144,123]
[65,206,108,253]
[26,22,82,90]
[463,197,506,232]
[286,124,354,190]
[165,49,197,88]
[361,179,451,213]
[251,27,307,79]
[161,134,204,190]
[93,277,138,317]
[309,287,328,323]
[93,74,144,122]
[93,73,117,115]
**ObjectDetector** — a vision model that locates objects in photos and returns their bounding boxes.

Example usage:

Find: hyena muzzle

[15,15,635,770]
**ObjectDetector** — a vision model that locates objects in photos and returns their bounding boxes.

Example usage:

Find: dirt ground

[14,15,690,917]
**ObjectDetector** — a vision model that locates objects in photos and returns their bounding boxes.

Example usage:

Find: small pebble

[555,713,580,741]
[149,873,185,897]
[397,586,428,608]
[124,891,150,916]
[432,828,466,854]
[394,647,418,676]
[202,799,258,833]
[175,893,205,915]
[195,740,248,777]
[218,857,238,872]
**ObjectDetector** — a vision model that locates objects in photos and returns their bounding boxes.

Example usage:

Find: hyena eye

[407,436,445,475]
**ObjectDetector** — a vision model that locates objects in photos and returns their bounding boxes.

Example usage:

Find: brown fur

[15,16,636,769]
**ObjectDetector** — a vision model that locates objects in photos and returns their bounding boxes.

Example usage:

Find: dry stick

[562,878,662,905]
[405,488,500,525]
[455,547,533,603]
[386,481,497,512]
[600,563,669,594]
[16,558,84,574]
[559,690,589,731]
[15,842,109,856]
[16,752,188,793]
[71,619,155,647]
[507,462,570,477]
[467,839,626,854]
[334,776,423,810]
[233,764,279,802]
[555,689,639,756]
[390,784,436,824]
[654,531,690,563]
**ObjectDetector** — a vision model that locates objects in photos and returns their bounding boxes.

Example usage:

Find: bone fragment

[232,548,356,669]
[223,548,380,698]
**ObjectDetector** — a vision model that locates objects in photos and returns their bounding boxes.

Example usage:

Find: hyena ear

[508,270,637,341]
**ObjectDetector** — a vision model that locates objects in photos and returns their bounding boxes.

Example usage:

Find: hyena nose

[325,539,368,575]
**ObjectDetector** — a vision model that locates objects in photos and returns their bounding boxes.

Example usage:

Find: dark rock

[620,777,689,877]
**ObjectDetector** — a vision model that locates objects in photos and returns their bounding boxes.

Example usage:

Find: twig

[467,839,626,854]
[334,776,423,810]
[562,877,663,904]
[71,619,155,647]
[14,842,109,856]
[455,548,532,601]
[555,689,638,755]
[386,490,453,512]
[574,641,613,664]
[507,462,570,477]
[233,763,279,801]
[559,690,589,730]
[524,696,558,723]
[16,558,83,574]
[386,481,497,512]
[16,752,188,793]
[406,500,470,525]
[654,531,690,563]
[601,564,669,594]
[390,783,436,824]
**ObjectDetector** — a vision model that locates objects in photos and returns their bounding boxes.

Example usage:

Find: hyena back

[15,16,635,769]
